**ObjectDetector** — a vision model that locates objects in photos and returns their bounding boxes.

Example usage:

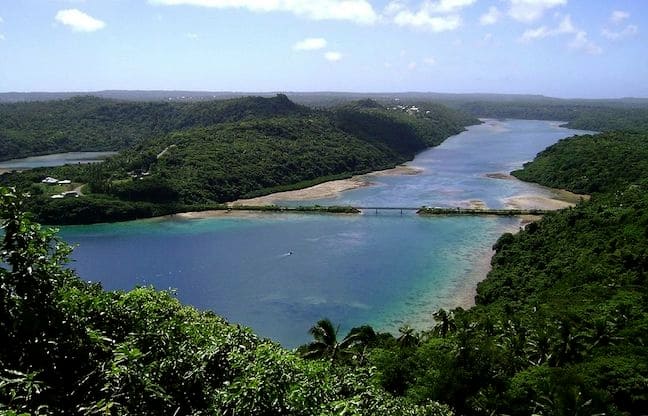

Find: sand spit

[484,172,515,180]
[230,165,423,206]
[504,189,588,211]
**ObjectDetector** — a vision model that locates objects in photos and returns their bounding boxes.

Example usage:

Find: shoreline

[449,217,528,310]
[231,164,423,206]
[503,188,588,211]
[171,165,424,219]
[447,189,588,310]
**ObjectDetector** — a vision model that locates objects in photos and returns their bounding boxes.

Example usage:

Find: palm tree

[433,309,457,338]
[303,318,339,361]
[397,325,419,348]
[343,325,377,365]
[303,318,377,365]
[303,318,360,363]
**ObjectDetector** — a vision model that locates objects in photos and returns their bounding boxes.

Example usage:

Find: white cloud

[390,9,461,31]
[185,32,199,39]
[520,15,601,55]
[520,25,549,40]
[569,31,602,55]
[508,0,566,23]
[0,34,5,41]
[602,11,638,41]
[602,24,638,40]
[423,56,436,65]
[55,9,106,32]
[610,10,629,24]
[519,14,574,41]
[480,6,501,25]
[293,37,327,51]
[324,51,343,61]
[422,0,476,14]
[384,1,470,32]
[384,0,476,32]
[0,16,4,24]
[408,61,417,70]
[149,0,378,24]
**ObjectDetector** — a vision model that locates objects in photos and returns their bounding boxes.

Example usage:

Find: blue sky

[0,0,646,98]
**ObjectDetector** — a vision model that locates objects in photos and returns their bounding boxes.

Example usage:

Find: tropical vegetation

[0,186,451,416]
[0,95,477,224]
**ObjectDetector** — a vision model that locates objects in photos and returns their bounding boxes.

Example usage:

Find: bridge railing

[224,204,552,216]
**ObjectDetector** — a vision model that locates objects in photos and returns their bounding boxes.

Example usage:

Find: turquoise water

[58,120,591,347]
[0,151,117,169]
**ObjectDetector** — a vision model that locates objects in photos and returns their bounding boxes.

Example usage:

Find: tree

[397,325,419,349]
[432,309,456,338]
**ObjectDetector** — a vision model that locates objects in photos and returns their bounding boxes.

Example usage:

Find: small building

[57,179,72,185]
[42,177,59,184]
[50,194,64,199]
[62,191,79,198]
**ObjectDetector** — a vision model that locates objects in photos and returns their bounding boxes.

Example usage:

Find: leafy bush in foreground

[0,187,450,415]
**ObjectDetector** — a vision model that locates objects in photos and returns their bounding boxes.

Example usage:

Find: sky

[0,0,646,98]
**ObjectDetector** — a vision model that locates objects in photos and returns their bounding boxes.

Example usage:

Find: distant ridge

[2,90,648,107]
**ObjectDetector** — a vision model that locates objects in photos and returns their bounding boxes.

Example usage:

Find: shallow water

[59,120,591,347]
[0,151,117,169]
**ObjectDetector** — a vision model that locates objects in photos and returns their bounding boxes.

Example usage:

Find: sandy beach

[484,172,515,180]
[230,165,423,206]
[451,188,588,309]
[450,219,524,309]
[169,210,276,220]
[503,188,588,210]
[230,177,372,206]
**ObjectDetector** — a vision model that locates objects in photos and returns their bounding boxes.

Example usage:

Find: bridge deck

[226,205,552,216]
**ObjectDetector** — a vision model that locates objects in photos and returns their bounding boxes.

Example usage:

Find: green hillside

[0,95,308,161]
[0,188,451,416]
[455,101,648,132]
[317,130,648,416]
[512,132,648,193]
[0,96,478,224]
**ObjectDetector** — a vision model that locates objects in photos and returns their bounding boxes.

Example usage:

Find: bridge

[225,205,552,216]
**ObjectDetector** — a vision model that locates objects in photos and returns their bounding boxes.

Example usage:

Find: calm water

[59,120,591,347]
[0,151,117,169]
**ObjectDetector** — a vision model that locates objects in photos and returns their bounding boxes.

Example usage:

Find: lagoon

[59,120,591,347]
[0,151,117,170]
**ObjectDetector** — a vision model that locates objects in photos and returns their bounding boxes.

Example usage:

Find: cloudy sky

[0,0,646,97]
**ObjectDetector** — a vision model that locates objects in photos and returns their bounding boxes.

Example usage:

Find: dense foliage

[1,96,477,224]
[456,101,648,132]
[324,187,648,416]
[294,130,648,416]
[0,94,308,161]
[4,93,648,415]
[0,187,451,415]
[512,131,648,194]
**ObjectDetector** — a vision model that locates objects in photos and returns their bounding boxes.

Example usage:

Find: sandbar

[503,189,588,211]
[230,165,422,206]
[165,210,276,220]
[458,199,488,209]
[450,214,540,309]
[368,165,424,177]
[230,177,372,206]
[484,172,515,180]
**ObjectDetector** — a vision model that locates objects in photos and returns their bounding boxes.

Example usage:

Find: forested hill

[0,94,309,161]
[1,96,478,224]
[454,101,648,132]
[302,129,648,415]
[0,188,452,415]
[511,131,648,194]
